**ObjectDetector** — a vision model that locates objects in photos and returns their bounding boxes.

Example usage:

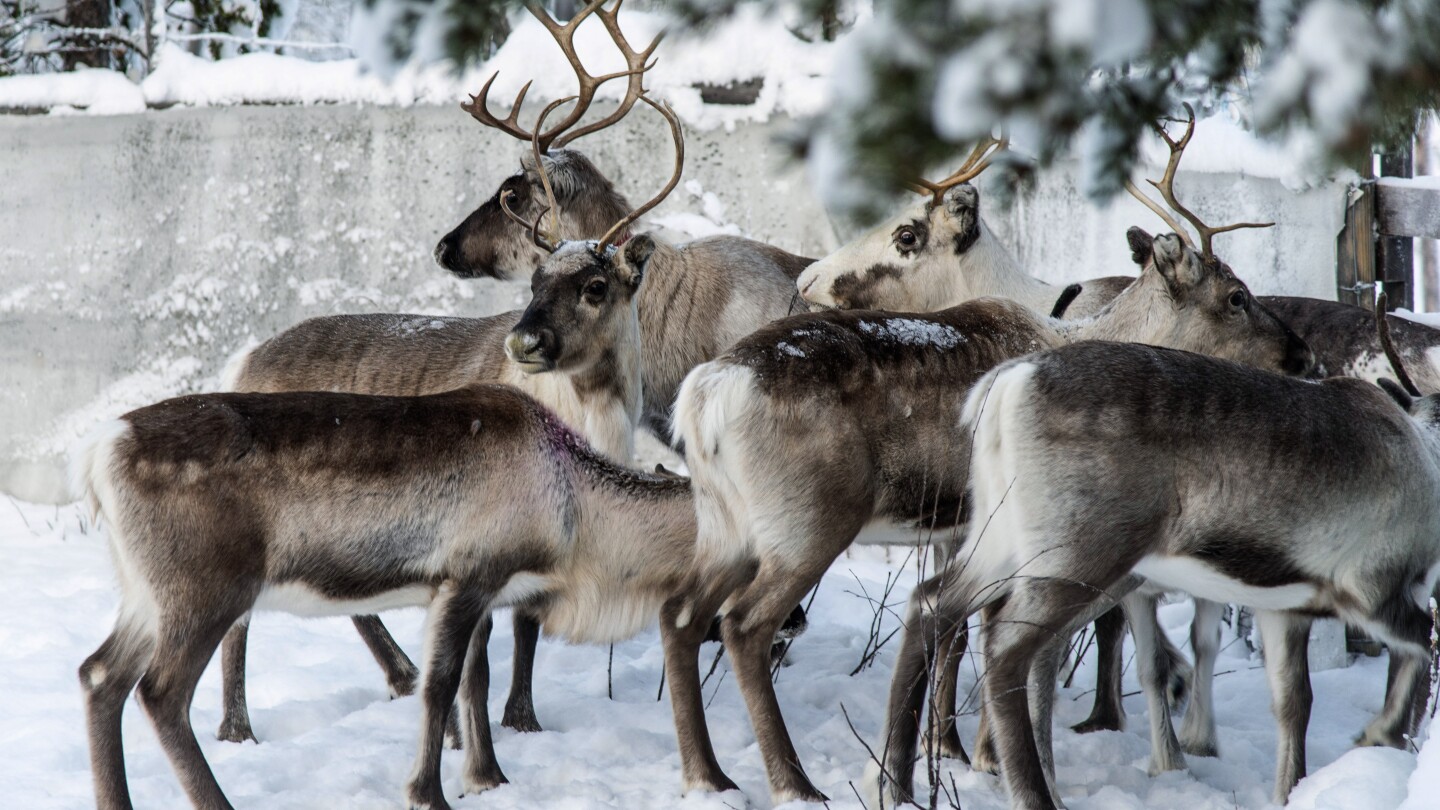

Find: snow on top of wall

[0,67,146,114]
[0,7,837,130]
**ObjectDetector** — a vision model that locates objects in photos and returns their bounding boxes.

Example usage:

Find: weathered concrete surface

[0,104,836,502]
[0,104,1345,502]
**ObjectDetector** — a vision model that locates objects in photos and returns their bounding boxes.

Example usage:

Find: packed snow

[2,499,1434,809]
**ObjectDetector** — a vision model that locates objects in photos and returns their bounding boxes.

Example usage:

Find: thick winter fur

[74,384,699,810]
[434,146,814,435]
[664,234,1313,805]
[795,183,1131,319]
[215,237,655,743]
[880,342,1440,809]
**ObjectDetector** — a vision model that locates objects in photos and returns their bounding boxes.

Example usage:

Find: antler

[596,94,684,252]
[1376,291,1422,397]
[500,191,558,253]
[908,132,1009,206]
[462,0,662,154]
[1126,103,1275,260]
[530,96,576,245]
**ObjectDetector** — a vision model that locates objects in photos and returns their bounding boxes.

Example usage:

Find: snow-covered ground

[1,499,1433,809]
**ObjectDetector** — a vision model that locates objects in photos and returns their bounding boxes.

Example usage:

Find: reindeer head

[434,150,630,280]
[505,92,683,374]
[507,236,656,373]
[434,0,660,281]
[1105,229,1315,377]
[797,135,1015,311]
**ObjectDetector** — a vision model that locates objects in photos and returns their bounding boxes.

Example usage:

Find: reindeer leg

[1256,610,1312,805]
[1028,634,1068,807]
[458,616,508,794]
[501,611,543,733]
[80,615,156,810]
[352,614,420,698]
[1179,598,1223,757]
[660,590,741,795]
[970,602,1004,776]
[1356,593,1434,749]
[1122,590,1186,775]
[878,573,956,807]
[216,616,258,744]
[1072,607,1126,734]
[925,621,970,763]
[138,609,249,810]
[721,556,835,804]
[405,583,493,810]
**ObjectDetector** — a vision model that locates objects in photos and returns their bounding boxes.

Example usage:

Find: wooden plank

[1336,184,1377,309]
[1376,182,1440,240]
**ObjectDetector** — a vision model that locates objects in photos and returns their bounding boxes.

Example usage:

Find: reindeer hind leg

[81,611,156,810]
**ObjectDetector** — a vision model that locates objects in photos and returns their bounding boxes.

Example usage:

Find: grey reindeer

[659,230,1313,805]
[215,88,684,744]
[72,379,710,810]
[877,333,1440,810]
[434,1,815,440]
[798,112,1440,764]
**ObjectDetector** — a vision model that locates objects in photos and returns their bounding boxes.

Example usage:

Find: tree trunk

[61,0,112,71]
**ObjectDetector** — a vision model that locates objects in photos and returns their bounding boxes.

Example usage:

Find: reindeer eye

[897,229,918,248]
[1228,290,1247,309]
[584,279,608,300]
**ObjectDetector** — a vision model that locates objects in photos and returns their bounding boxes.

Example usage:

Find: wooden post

[1379,146,1415,312]
[1336,183,1378,309]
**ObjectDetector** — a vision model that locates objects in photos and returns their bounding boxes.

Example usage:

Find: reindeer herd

[66,3,1440,809]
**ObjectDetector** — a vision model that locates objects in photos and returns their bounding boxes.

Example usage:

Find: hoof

[405,785,452,810]
[971,740,1001,775]
[924,729,971,765]
[771,786,829,804]
[682,775,742,796]
[1181,739,1219,758]
[501,704,543,734]
[216,719,258,744]
[1354,728,1405,749]
[462,769,509,795]
[1071,710,1123,735]
[387,671,419,699]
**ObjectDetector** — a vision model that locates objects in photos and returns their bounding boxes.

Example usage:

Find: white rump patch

[1133,556,1318,611]
[857,317,965,349]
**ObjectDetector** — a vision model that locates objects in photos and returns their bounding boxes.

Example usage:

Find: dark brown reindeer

[434,1,815,439]
[659,230,1313,805]
[215,93,684,744]
[877,333,1440,809]
[72,381,710,810]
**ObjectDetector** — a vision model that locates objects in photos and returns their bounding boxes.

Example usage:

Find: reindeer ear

[1377,378,1415,412]
[941,183,980,219]
[617,233,657,289]
[1150,232,1204,296]
[521,151,575,198]
[1127,227,1154,267]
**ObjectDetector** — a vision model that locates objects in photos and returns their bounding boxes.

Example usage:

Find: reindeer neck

[1064,272,1170,344]
[564,185,635,243]
[565,305,644,464]
[948,225,1056,314]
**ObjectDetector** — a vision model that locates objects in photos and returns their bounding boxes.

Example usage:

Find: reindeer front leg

[458,616,508,793]
[406,582,494,810]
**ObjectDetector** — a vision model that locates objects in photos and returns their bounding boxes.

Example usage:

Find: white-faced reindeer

[435,0,814,436]
[795,135,1134,319]
[659,230,1314,804]
[878,331,1440,810]
[73,378,711,810]
[213,93,683,744]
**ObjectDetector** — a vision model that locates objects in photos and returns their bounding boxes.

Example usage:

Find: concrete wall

[0,104,1347,502]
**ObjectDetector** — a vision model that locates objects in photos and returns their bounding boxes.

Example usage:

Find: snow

[0,6,838,130]
[858,317,967,349]
[1,500,1437,808]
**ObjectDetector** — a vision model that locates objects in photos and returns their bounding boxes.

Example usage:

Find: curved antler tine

[529,206,559,253]
[1376,292,1422,397]
[597,95,684,252]
[461,73,538,143]
[910,130,1009,206]
[548,1,664,149]
[1124,180,1196,250]
[500,189,559,253]
[532,96,579,243]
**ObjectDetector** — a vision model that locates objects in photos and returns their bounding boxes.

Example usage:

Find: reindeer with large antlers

[214,92,687,745]
[435,0,816,438]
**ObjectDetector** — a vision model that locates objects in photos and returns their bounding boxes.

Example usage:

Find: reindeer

[73,378,712,810]
[659,230,1313,804]
[434,0,814,437]
[794,135,1133,319]
[213,93,683,744]
[877,328,1440,810]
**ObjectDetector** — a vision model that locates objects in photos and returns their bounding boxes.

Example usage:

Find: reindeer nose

[434,236,456,271]
[505,329,554,370]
